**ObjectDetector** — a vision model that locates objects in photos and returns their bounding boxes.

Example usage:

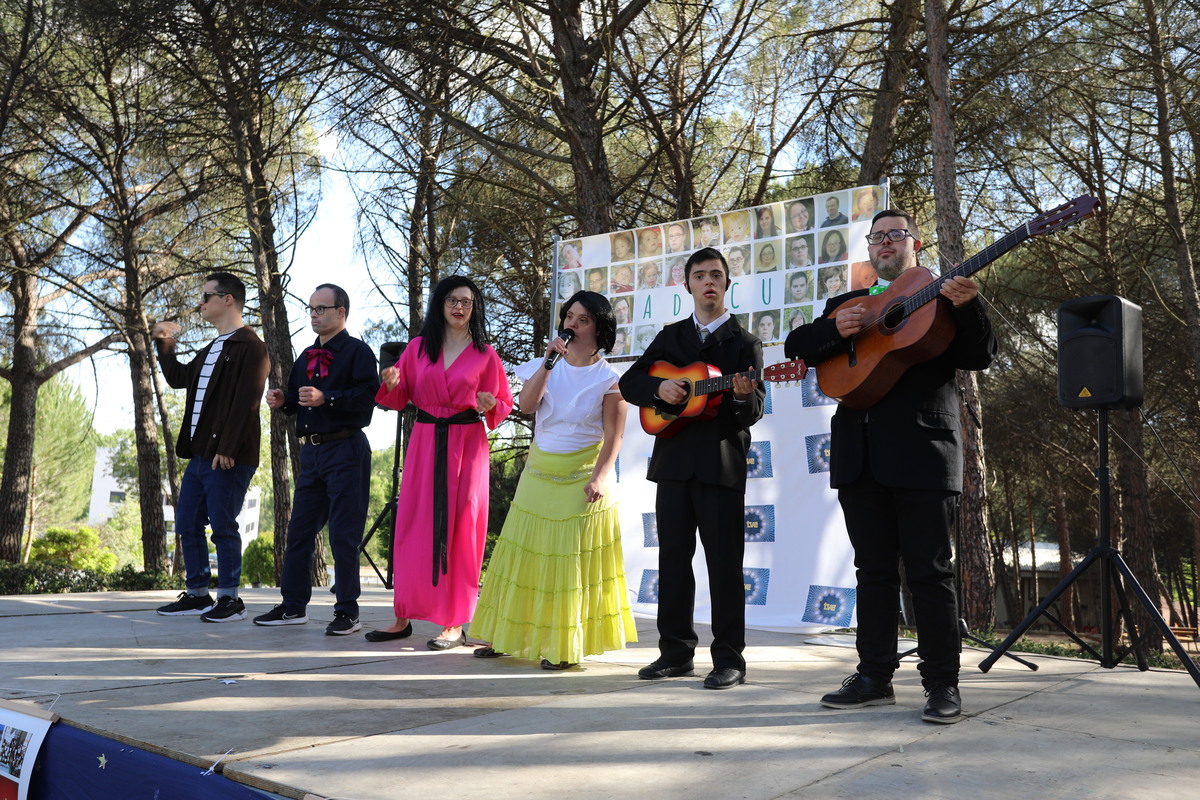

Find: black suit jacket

[784,287,996,493]
[621,316,765,493]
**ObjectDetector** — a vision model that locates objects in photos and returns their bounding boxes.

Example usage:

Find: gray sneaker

[253,604,308,626]
[200,596,246,623]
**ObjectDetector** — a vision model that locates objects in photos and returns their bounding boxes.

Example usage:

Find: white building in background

[88,447,261,552]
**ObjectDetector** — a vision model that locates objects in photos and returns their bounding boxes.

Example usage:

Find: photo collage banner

[554,184,887,355]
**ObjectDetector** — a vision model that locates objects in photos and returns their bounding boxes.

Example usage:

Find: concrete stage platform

[2,587,1198,799]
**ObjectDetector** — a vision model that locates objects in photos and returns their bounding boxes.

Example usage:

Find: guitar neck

[693,369,755,397]
[904,223,1030,313]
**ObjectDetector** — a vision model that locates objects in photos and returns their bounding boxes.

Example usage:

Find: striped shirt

[191,332,236,438]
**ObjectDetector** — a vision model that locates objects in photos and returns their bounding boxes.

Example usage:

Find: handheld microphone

[543,329,575,370]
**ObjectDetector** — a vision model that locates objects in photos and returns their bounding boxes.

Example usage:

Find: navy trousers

[280,432,372,618]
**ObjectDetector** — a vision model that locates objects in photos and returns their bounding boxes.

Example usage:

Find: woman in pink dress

[367,277,514,649]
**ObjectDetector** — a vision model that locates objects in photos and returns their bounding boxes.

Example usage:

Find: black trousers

[654,478,747,671]
[838,468,960,688]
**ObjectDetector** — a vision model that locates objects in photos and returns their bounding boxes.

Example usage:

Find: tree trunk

[1052,478,1076,631]
[1113,410,1163,648]
[858,0,919,184]
[925,0,994,629]
[548,0,616,235]
[0,270,39,562]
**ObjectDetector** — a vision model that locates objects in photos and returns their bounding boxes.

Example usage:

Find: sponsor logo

[743,568,770,605]
[746,441,773,478]
[743,505,776,542]
[802,585,856,627]
[806,433,831,473]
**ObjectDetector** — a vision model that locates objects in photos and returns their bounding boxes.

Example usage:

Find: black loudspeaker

[379,341,406,372]
[1057,295,1143,409]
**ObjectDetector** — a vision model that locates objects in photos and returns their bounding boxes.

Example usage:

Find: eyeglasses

[865,228,915,246]
[444,297,474,309]
[306,305,342,316]
[200,291,231,304]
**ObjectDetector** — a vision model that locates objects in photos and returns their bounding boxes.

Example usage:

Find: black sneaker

[325,612,361,636]
[922,684,963,724]
[820,673,896,709]
[200,596,246,623]
[157,591,215,616]
[253,604,308,626]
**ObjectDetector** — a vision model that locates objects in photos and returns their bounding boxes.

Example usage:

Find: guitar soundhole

[881,302,906,332]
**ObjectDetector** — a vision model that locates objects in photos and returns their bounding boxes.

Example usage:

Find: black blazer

[620,316,765,492]
[784,288,996,492]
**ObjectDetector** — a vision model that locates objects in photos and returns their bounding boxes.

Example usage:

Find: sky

[66,165,406,452]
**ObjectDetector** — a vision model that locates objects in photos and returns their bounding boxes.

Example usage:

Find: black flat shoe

[541,659,576,671]
[474,646,507,658]
[364,623,413,642]
[427,634,466,651]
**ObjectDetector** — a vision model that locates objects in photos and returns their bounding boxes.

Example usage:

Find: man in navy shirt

[254,284,380,635]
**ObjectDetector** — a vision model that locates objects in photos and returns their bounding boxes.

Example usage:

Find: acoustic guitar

[814,196,1099,409]
[639,359,808,437]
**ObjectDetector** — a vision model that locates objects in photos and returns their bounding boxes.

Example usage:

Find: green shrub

[0,562,181,595]
[29,527,118,572]
[241,534,276,587]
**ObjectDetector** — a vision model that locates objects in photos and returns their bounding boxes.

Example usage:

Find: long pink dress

[375,337,513,626]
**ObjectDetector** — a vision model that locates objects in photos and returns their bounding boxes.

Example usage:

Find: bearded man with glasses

[153,272,269,622]
[785,209,997,724]
[254,283,380,636]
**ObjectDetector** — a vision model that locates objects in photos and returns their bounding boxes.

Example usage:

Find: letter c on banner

[729,281,741,309]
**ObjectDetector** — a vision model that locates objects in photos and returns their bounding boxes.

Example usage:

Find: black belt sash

[415,407,483,585]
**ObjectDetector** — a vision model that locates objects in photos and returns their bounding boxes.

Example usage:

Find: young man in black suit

[784,209,996,723]
[620,247,765,689]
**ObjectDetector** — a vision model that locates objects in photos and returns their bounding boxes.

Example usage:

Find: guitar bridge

[847,336,857,367]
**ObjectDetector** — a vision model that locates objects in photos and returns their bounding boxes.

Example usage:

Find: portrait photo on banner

[558,183,887,359]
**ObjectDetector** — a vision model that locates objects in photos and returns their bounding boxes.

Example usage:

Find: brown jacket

[156,326,269,466]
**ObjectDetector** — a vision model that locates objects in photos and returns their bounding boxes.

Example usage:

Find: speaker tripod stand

[979,409,1200,689]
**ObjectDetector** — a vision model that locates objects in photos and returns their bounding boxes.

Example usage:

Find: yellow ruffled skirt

[470,441,637,664]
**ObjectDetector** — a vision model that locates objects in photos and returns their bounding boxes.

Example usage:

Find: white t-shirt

[514,356,621,454]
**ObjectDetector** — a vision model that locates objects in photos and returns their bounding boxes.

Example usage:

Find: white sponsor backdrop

[612,346,859,633]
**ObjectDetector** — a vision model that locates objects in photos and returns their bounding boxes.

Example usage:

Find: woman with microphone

[471,290,637,669]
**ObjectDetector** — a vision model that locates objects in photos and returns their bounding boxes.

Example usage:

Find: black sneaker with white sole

[200,596,247,623]
[253,604,308,626]
[157,591,215,616]
[325,612,362,636]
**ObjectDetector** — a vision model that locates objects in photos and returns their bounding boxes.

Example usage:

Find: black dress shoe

[820,673,895,709]
[703,667,746,689]
[541,659,577,670]
[921,684,963,724]
[473,646,507,658]
[638,660,695,680]
[364,623,413,642]
[427,634,466,651]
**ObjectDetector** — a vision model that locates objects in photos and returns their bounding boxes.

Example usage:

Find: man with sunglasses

[153,273,269,622]
[254,284,380,636]
[785,209,996,724]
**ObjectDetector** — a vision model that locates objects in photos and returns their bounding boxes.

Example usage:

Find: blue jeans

[175,457,256,594]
